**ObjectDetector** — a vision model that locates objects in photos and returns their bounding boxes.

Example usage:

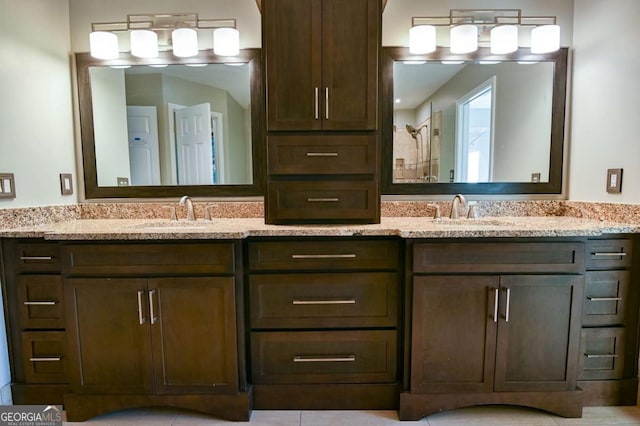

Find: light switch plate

[60,173,73,195]
[606,168,623,193]
[0,173,16,199]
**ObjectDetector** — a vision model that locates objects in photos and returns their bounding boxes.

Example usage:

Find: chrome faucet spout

[179,195,196,221]
[449,194,467,219]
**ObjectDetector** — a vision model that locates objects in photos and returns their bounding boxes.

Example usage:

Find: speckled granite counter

[1,216,638,240]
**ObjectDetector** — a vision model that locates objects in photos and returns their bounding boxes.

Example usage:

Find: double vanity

[1,214,638,421]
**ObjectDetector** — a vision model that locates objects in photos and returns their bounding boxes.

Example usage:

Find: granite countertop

[1,216,639,240]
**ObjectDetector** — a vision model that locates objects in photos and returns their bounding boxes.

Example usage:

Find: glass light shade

[89,31,119,59]
[531,25,560,53]
[213,27,240,56]
[450,25,478,54]
[130,29,158,58]
[172,28,198,57]
[409,25,436,54]
[491,25,518,54]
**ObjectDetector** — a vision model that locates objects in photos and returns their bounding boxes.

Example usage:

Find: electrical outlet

[117,177,130,187]
[0,173,16,199]
[606,168,623,193]
[531,173,541,183]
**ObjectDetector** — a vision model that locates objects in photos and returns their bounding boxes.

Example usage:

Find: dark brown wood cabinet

[400,241,586,420]
[264,0,378,131]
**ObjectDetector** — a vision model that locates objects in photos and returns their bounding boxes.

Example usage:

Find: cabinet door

[149,277,238,394]
[321,0,378,130]
[264,0,322,130]
[65,278,153,394]
[494,275,583,392]
[411,276,498,393]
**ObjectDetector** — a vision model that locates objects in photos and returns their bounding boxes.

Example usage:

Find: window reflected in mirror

[90,63,252,187]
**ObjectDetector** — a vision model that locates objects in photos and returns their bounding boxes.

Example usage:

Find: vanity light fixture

[409,9,560,56]
[89,13,240,59]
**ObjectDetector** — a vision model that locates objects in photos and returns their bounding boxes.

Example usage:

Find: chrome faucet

[179,196,196,221]
[449,194,467,219]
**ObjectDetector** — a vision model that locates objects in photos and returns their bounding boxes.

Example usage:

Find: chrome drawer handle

[325,87,329,120]
[29,357,62,362]
[293,355,355,363]
[293,299,356,305]
[291,254,356,259]
[585,353,618,358]
[587,297,622,302]
[23,301,57,306]
[592,252,627,257]
[306,152,339,157]
[504,287,511,322]
[307,198,339,202]
[493,288,499,323]
[137,290,146,325]
[149,289,157,325]
[314,87,319,120]
[20,256,53,261]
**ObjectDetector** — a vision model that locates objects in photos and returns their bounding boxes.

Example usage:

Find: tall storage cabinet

[263,0,381,224]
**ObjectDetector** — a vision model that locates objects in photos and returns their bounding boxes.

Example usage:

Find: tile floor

[63,406,640,425]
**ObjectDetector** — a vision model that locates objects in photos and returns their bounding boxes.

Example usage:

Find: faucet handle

[467,202,478,219]
[427,204,441,219]
[163,206,178,221]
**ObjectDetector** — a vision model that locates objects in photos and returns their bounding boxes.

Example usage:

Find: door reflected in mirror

[90,63,252,187]
[393,60,554,184]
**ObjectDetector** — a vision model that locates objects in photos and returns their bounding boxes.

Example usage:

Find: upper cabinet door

[264,0,379,131]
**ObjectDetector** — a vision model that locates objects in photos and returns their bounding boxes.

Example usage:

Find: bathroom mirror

[381,47,568,195]
[76,49,264,198]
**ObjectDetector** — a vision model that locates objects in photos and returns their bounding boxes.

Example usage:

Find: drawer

[266,180,379,224]
[22,331,67,384]
[583,271,630,326]
[250,272,398,329]
[17,276,65,329]
[248,239,399,271]
[13,242,61,273]
[267,134,376,175]
[251,330,397,384]
[62,242,235,276]
[413,242,584,274]
[579,327,625,380]
[585,239,632,270]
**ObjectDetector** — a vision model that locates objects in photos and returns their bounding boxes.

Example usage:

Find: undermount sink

[433,218,518,227]
[129,221,213,231]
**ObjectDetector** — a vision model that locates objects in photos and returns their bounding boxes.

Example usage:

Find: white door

[127,106,161,185]
[176,103,213,185]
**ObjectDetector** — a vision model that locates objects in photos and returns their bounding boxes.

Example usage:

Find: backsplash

[1,200,639,230]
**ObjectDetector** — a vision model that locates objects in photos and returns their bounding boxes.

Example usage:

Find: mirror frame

[381,47,568,195]
[76,49,265,199]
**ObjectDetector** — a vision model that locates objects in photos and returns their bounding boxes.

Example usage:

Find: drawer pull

[291,254,357,259]
[493,288,499,323]
[587,297,622,302]
[137,290,146,325]
[19,256,53,261]
[23,301,57,306]
[293,299,356,305]
[307,198,339,203]
[29,357,62,362]
[306,152,339,157]
[293,355,356,363]
[584,353,618,359]
[592,252,627,257]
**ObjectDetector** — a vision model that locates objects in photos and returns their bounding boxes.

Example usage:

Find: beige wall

[568,0,640,202]
[0,0,77,208]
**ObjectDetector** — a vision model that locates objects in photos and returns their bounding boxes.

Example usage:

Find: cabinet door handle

[293,299,356,305]
[592,252,627,257]
[325,87,329,120]
[291,254,356,259]
[149,289,157,325]
[587,297,622,302]
[584,353,618,358]
[306,152,339,157]
[137,290,146,325]
[493,288,499,323]
[314,87,319,120]
[19,256,53,261]
[504,287,511,322]
[23,301,57,306]
[29,356,62,362]
[293,355,355,363]
[307,198,339,203]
